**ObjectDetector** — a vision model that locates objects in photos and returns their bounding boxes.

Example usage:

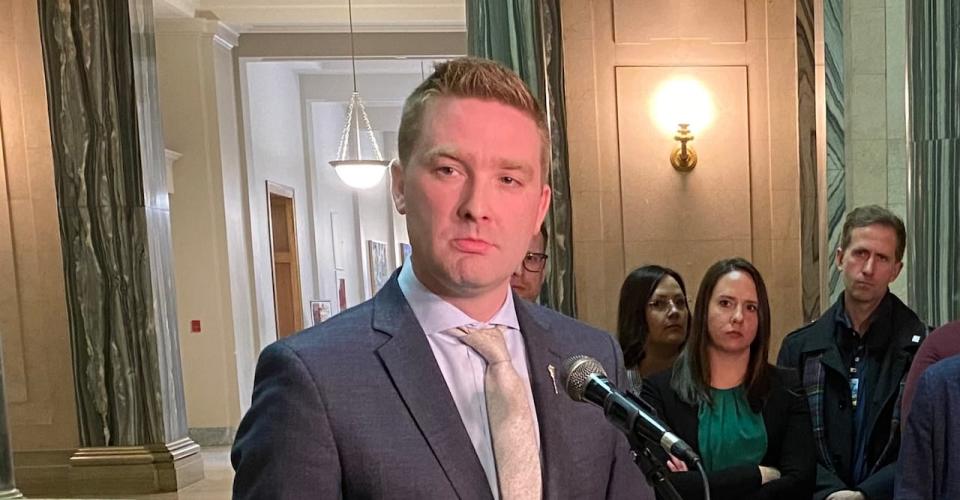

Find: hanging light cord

[330,0,387,166]
[347,0,358,92]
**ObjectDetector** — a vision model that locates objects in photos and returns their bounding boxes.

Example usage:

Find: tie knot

[457,325,511,364]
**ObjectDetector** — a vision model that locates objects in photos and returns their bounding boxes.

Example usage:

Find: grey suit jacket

[232,274,652,499]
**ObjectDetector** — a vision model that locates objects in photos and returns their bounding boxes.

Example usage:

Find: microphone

[559,355,701,464]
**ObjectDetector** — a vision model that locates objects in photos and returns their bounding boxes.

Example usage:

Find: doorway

[266,182,303,338]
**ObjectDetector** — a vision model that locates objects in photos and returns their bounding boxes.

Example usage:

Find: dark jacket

[777,292,927,500]
[901,320,960,425]
[232,273,652,499]
[895,354,960,499]
[641,366,816,500]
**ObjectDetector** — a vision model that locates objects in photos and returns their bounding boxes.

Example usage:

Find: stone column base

[0,488,23,499]
[68,437,204,495]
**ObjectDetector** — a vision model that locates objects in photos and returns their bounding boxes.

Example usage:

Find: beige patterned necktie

[457,325,542,500]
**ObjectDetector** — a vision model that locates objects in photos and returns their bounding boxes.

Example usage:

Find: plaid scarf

[802,354,834,470]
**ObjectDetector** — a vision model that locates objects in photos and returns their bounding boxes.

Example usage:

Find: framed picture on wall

[367,240,389,294]
[310,300,333,325]
[338,277,348,311]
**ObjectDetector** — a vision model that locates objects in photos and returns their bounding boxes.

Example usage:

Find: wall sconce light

[652,77,714,173]
[671,123,696,171]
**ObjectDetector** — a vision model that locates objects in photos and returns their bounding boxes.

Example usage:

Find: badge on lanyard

[850,376,860,408]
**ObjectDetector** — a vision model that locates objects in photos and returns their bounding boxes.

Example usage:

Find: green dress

[697,386,768,473]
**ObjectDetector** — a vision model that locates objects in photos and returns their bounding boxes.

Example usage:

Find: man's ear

[835,246,844,269]
[535,183,552,231]
[892,260,904,282]
[391,159,406,214]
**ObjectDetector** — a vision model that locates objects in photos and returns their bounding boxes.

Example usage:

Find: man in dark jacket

[895,354,960,499]
[777,206,927,500]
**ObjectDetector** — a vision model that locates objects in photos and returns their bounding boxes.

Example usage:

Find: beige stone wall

[562,0,804,354]
[156,18,252,433]
[0,0,79,450]
[843,0,909,300]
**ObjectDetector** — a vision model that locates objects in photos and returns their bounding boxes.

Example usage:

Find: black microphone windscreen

[559,355,607,401]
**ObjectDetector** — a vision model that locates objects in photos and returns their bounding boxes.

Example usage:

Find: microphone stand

[622,392,683,500]
[631,440,683,500]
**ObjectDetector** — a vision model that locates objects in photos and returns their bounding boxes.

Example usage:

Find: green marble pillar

[906,0,960,326]
[36,0,200,493]
[467,0,577,316]
[0,338,22,498]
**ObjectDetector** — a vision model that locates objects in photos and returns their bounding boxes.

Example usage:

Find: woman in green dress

[642,258,815,500]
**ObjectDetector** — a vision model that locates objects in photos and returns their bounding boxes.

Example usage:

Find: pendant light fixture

[328,0,391,189]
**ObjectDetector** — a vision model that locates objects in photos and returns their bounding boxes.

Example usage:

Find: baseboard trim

[188,426,236,447]
[0,487,23,499]
[13,438,204,496]
[12,449,72,497]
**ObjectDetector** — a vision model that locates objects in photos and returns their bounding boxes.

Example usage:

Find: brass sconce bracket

[671,123,697,172]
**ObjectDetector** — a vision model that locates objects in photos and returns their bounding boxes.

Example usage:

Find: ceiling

[153,0,466,33]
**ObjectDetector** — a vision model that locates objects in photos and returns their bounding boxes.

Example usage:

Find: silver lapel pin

[547,364,559,395]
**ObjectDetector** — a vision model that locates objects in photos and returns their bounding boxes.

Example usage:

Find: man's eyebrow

[496,161,535,177]
[421,147,461,162]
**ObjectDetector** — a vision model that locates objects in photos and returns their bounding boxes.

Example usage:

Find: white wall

[355,131,398,298]
[308,105,406,304]
[242,61,318,347]
[308,101,366,309]
[212,32,259,416]
[300,72,425,110]
[299,64,426,310]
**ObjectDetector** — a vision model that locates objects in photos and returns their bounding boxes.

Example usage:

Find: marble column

[0,340,23,499]
[906,0,960,326]
[36,0,201,493]
[824,0,847,303]
[798,0,821,322]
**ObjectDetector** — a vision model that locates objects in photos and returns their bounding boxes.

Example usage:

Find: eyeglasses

[522,252,549,273]
[646,297,689,312]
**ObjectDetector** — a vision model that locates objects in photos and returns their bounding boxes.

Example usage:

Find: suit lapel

[515,298,572,499]
[373,276,492,500]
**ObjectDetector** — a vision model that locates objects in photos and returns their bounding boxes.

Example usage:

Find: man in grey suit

[231,57,652,499]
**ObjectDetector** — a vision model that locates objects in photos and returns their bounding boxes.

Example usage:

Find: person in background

[777,205,927,500]
[643,258,815,500]
[894,353,960,499]
[510,224,548,302]
[617,265,690,392]
[900,320,960,426]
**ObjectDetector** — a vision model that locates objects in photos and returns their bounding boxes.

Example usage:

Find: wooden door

[266,182,303,338]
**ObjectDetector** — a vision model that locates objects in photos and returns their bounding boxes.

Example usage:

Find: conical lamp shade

[329,92,391,189]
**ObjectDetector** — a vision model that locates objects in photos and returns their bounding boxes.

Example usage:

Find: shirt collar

[834,295,855,331]
[834,291,895,349]
[397,255,520,336]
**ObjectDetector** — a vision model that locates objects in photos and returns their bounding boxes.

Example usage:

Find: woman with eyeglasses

[642,258,815,500]
[617,265,690,393]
